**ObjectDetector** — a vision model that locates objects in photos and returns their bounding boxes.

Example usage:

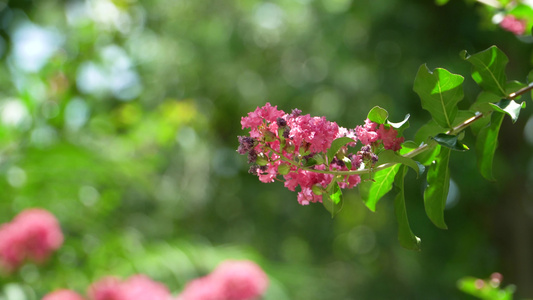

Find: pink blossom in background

[499,15,527,35]
[177,276,222,300]
[0,208,63,272]
[211,260,269,300]
[43,290,85,300]
[178,260,269,300]
[88,275,171,300]
[87,277,124,300]
[122,274,172,300]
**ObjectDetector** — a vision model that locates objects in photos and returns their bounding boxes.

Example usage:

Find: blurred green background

[0,0,532,299]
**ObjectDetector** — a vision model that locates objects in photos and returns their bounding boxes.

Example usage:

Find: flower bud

[312,184,324,195]
[256,154,268,166]
[277,164,290,175]
[264,130,277,142]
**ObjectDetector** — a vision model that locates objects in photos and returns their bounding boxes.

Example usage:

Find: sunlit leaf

[323,181,343,218]
[461,46,508,97]
[326,137,356,164]
[423,147,451,229]
[377,149,419,177]
[394,165,421,251]
[387,114,410,135]
[367,106,389,124]
[476,112,504,181]
[489,99,526,123]
[359,164,401,212]
[414,64,464,129]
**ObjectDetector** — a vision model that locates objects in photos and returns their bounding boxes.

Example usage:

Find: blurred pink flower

[0,208,63,272]
[88,275,171,300]
[178,260,268,300]
[43,289,85,300]
[212,260,269,300]
[500,15,527,35]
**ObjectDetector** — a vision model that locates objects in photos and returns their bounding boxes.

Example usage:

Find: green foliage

[327,137,356,164]
[461,46,508,97]
[367,106,389,124]
[393,166,421,251]
[432,133,469,151]
[413,65,465,129]
[359,164,401,212]
[323,181,344,218]
[423,147,451,229]
[476,112,504,181]
[458,275,515,300]
[489,99,526,123]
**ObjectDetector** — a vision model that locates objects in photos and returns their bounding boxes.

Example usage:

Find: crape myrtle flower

[42,290,85,300]
[238,103,404,206]
[88,274,171,300]
[0,208,63,273]
[177,260,269,300]
[499,15,527,35]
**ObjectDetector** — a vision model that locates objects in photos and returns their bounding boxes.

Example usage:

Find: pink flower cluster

[239,103,404,205]
[43,274,171,300]
[499,15,527,35]
[43,260,269,300]
[177,260,268,300]
[0,208,63,272]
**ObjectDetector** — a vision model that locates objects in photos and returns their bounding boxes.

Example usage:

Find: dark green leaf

[489,99,526,123]
[423,147,451,229]
[470,91,499,135]
[433,133,469,151]
[359,164,401,212]
[394,165,421,251]
[461,46,508,97]
[377,149,420,177]
[476,112,504,181]
[367,106,389,124]
[323,181,343,218]
[413,64,464,129]
[327,137,356,164]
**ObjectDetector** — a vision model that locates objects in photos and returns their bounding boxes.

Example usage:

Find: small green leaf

[461,46,508,97]
[367,106,389,124]
[476,112,504,181]
[489,99,526,123]
[394,166,421,251]
[433,133,469,151]
[359,164,401,212]
[423,147,451,229]
[323,181,343,218]
[387,114,410,135]
[327,137,356,164]
[377,149,420,177]
[414,64,465,129]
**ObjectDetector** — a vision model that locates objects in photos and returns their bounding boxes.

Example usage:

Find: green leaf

[326,137,356,164]
[394,166,421,251]
[423,147,451,229]
[461,46,508,97]
[476,112,504,181]
[387,114,410,135]
[413,64,465,129]
[367,106,389,124]
[323,181,343,218]
[377,149,420,177]
[435,0,449,5]
[470,91,500,135]
[432,133,469,151]
[458,276,516,300]
[359,164,401,212]
[489,99,526,123]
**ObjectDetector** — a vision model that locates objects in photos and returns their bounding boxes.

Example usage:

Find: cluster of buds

[238,103,404,205]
